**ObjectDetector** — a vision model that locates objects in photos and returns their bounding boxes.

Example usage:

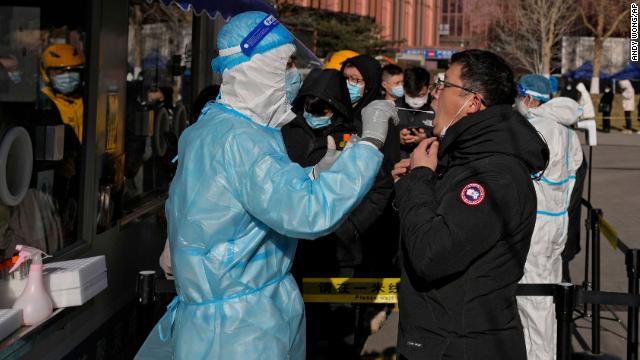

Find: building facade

[276,0,439,49]
[438,0,506,50]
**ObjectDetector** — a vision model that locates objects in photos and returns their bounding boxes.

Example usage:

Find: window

[450,14,457,36]
[111,1,193,231]
[0,1,89,258]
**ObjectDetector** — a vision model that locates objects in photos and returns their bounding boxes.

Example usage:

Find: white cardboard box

[0,256,108,308]
[0,309,22,341]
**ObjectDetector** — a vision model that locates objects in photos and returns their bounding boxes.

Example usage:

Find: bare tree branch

[580,8,598,35]
[491,0,576,74]
[581,0,632,92]
[604,8,631,38]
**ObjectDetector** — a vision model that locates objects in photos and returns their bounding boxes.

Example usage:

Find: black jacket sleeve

[334,165,393,241]
[394,167,515,283]
[333,123,399,241]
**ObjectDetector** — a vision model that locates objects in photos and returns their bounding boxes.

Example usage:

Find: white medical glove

[360,100,400,149]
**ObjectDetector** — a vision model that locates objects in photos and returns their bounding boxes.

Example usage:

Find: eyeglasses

[429,79,487,105]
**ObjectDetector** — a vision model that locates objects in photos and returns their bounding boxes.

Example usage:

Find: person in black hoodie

[391,50,549,360]
[339,55,400,278]
[282,58,397,358]
[282,69,354,169]
[282,69,361,359]
[342,55,402,349]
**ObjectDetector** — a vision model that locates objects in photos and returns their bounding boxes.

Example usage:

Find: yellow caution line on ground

[302,278,400,304]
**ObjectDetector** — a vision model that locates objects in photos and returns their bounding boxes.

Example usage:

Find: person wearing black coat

[560,78,580,101]
[281,68,368,359]
[282,69,354,168]
[281,58,398,358]
[339,55,401,278]
[598,85,614,132]
[340,56,402,344]
[392,50,549,360]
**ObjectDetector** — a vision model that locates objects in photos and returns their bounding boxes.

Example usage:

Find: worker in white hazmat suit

[620,79,636,131]
[515,75,584,360]
[576,82,595,120]
[135,11,398,360]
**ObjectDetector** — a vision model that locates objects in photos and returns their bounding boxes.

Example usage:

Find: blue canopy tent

[141,49,168,70]
[159,0,323,67]
[607,63,640,80]
[562,61,610,80]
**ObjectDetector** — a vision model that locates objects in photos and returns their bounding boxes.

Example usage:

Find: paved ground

[360,130,640,359]
[570,131,640,359]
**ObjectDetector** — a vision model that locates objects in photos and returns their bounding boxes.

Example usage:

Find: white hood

[528,97,582,126]
[575,82,595,119]
[576,82,589,98]
[218,44,297,129]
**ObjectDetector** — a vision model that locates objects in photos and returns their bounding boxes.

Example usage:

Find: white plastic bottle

[8,245,53,325]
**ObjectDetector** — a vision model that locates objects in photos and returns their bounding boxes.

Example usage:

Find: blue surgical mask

[8,70,21,84]
[303,111,332,129]
[391,85,404,98]
[285,69,301,104]
[51,71,81,95]
[346,80,363,103]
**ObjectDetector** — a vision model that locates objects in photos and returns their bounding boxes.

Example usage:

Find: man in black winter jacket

[391,50,549,360]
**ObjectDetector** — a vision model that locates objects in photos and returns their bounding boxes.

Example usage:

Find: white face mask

[439,95,473,141]
[405,94,429,109]
[218,44,296,129]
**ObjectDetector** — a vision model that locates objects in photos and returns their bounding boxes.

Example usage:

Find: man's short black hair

[403,67,430,96]
[450,50,516,107]
[381,64,403,80]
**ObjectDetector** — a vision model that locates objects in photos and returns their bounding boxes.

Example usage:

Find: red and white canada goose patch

[460,183,485,206]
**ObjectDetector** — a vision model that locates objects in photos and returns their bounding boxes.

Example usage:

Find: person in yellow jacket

[40,44,84,144]
[39,44,84,238]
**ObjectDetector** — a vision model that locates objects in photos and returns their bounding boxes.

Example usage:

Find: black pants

[625,111,632,130]
[602,111,611,131]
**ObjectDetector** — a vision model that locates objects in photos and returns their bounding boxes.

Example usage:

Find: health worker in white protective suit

[515,74,583,360]
[134,11,398,360]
